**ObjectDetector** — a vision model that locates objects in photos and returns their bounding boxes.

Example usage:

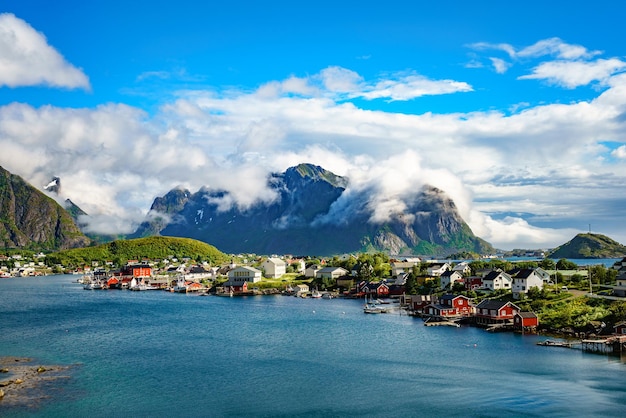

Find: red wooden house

[409,294,434,313]
[474,300,520,326]
[464,277,483,291]
[124,264,152,278]
[614,321,626,335]
[363,282,390,297]
[513,312,539,330]
[423,294,472,317]
[440,294,473,316]
[223,280,248,293]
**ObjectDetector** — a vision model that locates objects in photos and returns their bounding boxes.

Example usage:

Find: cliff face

[133,163,494,256]
[0,166,91,250]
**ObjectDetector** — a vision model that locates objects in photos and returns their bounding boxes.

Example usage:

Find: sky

[1,0,626,251]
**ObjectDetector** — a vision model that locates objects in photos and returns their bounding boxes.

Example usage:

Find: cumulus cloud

[0,13,90,90]
[519,58,626,88]
[4,49,626,248]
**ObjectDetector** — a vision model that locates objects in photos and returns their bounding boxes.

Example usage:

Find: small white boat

[130,283,152,291]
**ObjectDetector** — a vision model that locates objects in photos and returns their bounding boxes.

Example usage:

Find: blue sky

[2,0,626,250]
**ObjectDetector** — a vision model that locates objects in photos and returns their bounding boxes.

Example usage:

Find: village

[3,250,626,352]
[3,250,623,346]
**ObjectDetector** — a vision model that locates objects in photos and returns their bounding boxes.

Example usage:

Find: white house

[261,257,286,278]
[614,273,626,297]
[293,283,309,296]
[317,266,349,280]
[390,261,418,276]
[427,262,450,277]
[227,266,262,284]
[452,262,471,276]
[440,270,463,290]
[305,265,320,278]
[511,268,544,299]
[482,270,512,291]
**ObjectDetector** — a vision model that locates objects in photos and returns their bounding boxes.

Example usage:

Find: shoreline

[0,357,74,410]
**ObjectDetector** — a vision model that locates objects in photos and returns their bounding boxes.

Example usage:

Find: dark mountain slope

[0,166,91,250]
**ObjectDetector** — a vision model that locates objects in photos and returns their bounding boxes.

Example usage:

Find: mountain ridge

[132,163,494,256]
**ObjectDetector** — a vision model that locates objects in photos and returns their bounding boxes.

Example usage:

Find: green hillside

[46,236,229,268]
[547,233,626,259]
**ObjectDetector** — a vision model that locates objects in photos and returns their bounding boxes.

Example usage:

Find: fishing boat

[173,276,188,293]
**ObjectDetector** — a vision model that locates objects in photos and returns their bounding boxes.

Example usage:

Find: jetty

[536,335,626,355]
[536,340,580,348]
[423,316,461,327]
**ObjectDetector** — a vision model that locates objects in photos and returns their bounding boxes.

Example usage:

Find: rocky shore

[0,357,73,410]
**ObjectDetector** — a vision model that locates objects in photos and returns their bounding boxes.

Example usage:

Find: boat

[363,295,390,314]
[130,283,153,291]
[83,280,104,290]
[172,276,188,293]
[311,289,322,298]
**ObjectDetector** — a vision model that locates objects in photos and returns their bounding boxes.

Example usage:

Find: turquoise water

[1,275,625,417]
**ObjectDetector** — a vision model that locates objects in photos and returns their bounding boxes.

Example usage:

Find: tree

[452,281,466,293]
[356,261,374,281]
[539,258,555,270]
[556,258,578,270]
[405,270,419,295]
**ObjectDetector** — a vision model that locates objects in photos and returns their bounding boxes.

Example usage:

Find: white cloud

[0,13,90,90]
[4,56,626,248]
[517,38,600,60]
[489,57,510,74]
[611,145,626,159]
[360,74,473,101]
[470,38,600,61]
[519,58,626,88]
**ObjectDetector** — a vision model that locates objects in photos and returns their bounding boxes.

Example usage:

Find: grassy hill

[547,233,626,259]
[46,236,229,268]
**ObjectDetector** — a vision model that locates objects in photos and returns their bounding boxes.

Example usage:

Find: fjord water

[1,276,625,417]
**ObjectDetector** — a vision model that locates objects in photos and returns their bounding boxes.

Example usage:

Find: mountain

[547,233,626,259]
[133,163,493,256]
[0,166,91,250]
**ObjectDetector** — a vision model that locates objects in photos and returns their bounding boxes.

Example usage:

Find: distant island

[547,233,626,259]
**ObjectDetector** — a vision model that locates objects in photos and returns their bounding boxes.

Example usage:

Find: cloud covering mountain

[1,8,626,250]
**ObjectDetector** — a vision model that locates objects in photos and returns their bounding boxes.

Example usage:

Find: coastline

[0,357,73,410]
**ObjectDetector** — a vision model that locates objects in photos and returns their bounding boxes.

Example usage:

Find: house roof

[516,312,538,318]
[264,257,285,265]
[365,282,389,290]
[230,266,261,274]
[318,266,348,273]
[510,268,535,279]
[440,294,468,301]
[483,270,510,281]
[476,300,520,310]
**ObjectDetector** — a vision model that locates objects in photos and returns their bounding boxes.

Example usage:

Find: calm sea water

[1,275,625,417]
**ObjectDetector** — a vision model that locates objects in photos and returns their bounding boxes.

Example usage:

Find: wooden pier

[581,336,626,354]
[537,336,626,355]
